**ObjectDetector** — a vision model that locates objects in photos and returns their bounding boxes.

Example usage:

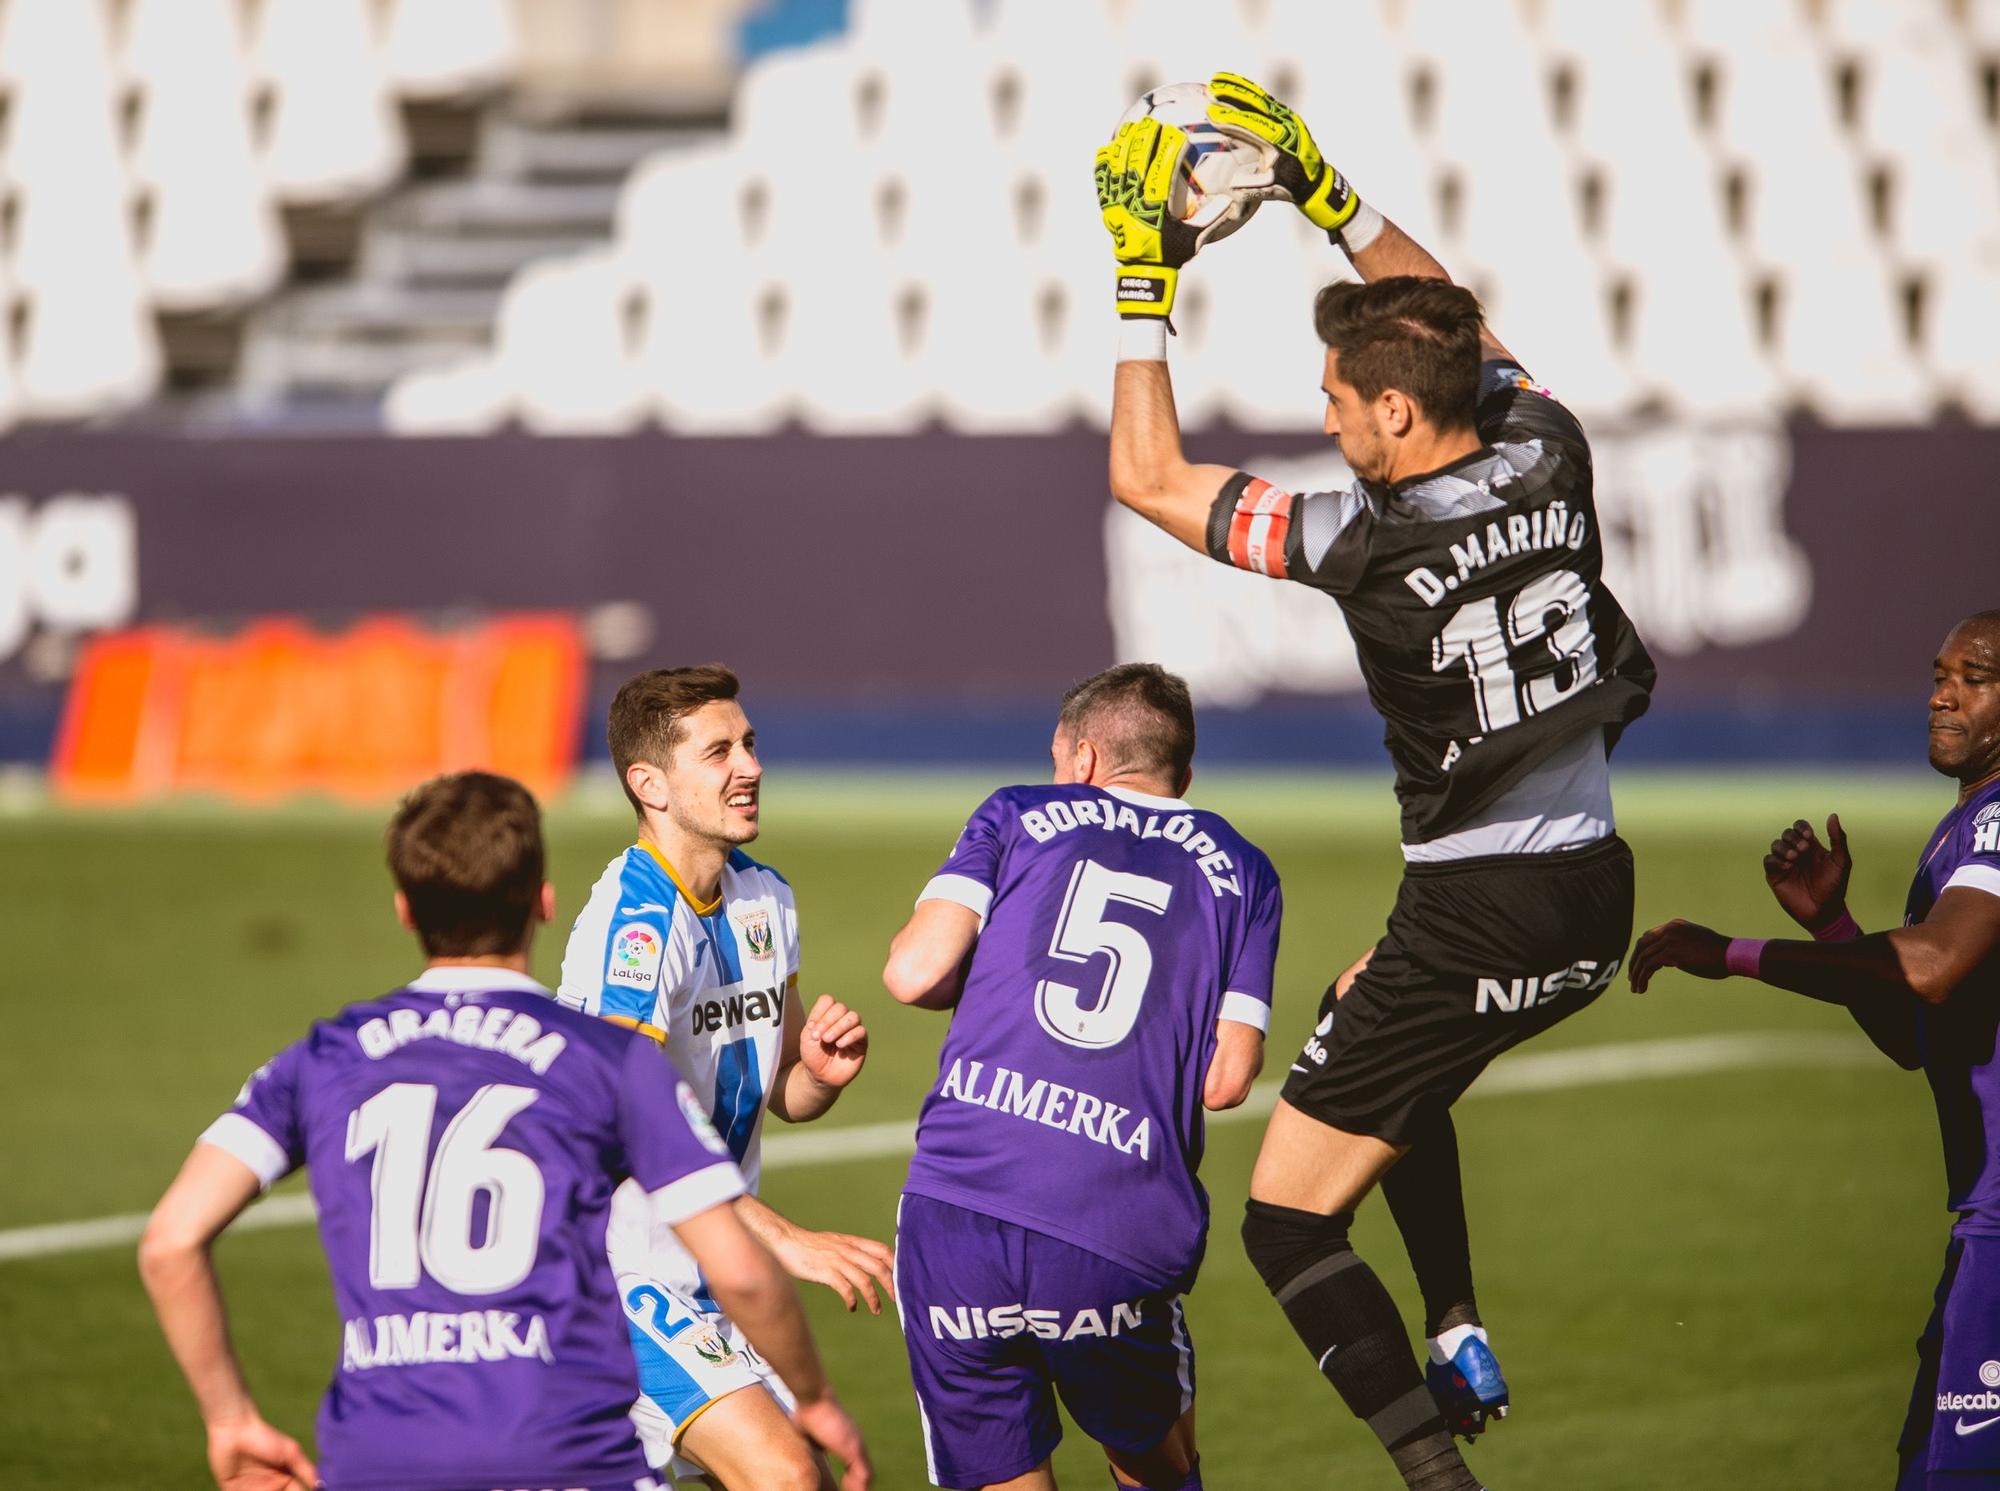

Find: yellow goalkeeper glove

[1095,116,1201,321]
[1206,71,1361,237]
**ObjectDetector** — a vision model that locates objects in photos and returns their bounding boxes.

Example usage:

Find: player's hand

[767,1219,896,1315]
[1628,919,1729,993]
[205,1414,319,1491]
[1095,116,1201,320]
[798,995,868,1091]
[1206,71,1361,236]
[793,1390,873,1491]
[1765,815,1853,933]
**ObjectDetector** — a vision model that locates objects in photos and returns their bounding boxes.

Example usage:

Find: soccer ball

[1114,81,1269,248]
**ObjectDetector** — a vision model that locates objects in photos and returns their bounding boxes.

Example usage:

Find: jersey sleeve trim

[603,1013,669,1045]
[918,873,993,926]
[648,1160,749,1226]
[199,1113,294,1190]
[1219,991,1272,1033]
[1945,864,2000,900]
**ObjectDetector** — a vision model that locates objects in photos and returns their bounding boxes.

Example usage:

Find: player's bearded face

[1321,352,1389,482]
[1928,624,2000,783]
[663,700,762,845]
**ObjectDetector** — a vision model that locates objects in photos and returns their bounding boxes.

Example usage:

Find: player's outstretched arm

[1203,1020,1265,1110]
[1206,71,1512,363]
[882,899,980,1010]
[674,1203,873,1491]
[139,1145,320,1491]
[729,1193,896,1315]
[1628,889,2000,1068]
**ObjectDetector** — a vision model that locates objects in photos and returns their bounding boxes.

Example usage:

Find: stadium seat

[986,0,1127,157]
[1201,210,1335,432]
[125,0,286,309]
[1716,55,1876,268]
[1623,248,1784,420]
[255,0,408,203]
[1769,258,1935,424]
[1111,0,1260,100]
[493,251,646,433]
[381,356,512,434]
[1927,259,2000,420]
[383,0,520,99]
[17,275,165,421]
[0,264,20,432]
[732,42,870,163]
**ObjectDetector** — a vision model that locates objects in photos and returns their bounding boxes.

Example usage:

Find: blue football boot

[1426,1328,1509,1441]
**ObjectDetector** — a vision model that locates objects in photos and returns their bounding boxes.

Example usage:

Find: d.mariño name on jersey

[1402,497,1589,607]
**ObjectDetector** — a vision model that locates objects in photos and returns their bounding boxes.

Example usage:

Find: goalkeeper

[1096,72,1654,1491]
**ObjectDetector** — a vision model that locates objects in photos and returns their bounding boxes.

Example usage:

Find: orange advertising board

[52,614,584,803]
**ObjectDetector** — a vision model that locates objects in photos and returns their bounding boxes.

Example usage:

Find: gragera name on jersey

[1402,501,1586,607]
[342,1310,555,1371]
[928,1300,1147,1343]
[689,985,784,1036]
[1474,956,1622,1014]
[356,1003,567,1075]
[937,1058,1152,1160]
[1019,798,1242,899]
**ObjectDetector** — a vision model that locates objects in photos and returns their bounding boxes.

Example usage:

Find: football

[1115,80,1269,247]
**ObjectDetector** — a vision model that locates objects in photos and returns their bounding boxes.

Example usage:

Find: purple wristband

[1724,938,1768,978]
[1814,909,1863,942]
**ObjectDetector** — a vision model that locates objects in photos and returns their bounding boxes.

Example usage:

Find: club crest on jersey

[691,1326,736,1366]
[736,909,775,961]
[676,1080,733,1157]
[607,923,664,991]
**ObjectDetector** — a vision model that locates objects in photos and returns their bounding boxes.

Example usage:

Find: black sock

[1241,1200,1479,1490]
[1382,1112,1482,1339]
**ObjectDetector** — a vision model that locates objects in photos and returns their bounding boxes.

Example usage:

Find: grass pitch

[0,770,1956,1488]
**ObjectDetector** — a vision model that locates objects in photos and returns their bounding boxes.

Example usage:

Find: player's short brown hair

[608,664,741,813]
[1058,663,1196,787]
[385,771,545,958]
[1314,275,1484,431]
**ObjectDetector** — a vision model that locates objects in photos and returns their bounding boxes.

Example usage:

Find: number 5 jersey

[904,784,1282,1291]
[200,966,747,1491]
[1207,359,1655,846]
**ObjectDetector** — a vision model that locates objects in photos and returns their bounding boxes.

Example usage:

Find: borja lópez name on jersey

[1018,795,1244,899]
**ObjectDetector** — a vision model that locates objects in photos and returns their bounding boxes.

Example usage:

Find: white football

[1115,81,1270,248]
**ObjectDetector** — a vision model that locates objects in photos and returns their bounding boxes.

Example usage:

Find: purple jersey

[1905,776,2000,1234]
[200,967,745,1491]
[903,784,1282,1289]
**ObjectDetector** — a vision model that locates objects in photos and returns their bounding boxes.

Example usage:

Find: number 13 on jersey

[1431,568,1600,736]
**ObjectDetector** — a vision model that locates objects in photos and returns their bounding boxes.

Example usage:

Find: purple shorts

[894,1193,1194,1490]
[1898,1234,2000,1487]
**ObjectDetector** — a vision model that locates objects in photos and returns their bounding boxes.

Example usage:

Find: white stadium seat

[1927,259,2000,420]
[1770,257,1935,424]
[255,0,408,203]
[0,0,164,417]
[1623,248,1784,420]
[494,252,646,434]
[125,0,285,309]
[384,0,519,99]
[382,356,512,435]
[1201,210,1336,433]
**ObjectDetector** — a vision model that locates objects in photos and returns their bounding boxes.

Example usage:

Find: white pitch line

[0,1031,1881,1266]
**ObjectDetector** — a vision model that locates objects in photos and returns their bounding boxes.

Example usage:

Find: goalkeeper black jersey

[1205,359,1655,843]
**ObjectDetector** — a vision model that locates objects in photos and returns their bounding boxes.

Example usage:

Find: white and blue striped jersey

[558,841,799,1200]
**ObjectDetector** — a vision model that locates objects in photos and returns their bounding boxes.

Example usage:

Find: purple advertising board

[0,422,1990,768]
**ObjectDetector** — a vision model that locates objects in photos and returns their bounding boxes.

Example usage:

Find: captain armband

[1214,473,1295,579]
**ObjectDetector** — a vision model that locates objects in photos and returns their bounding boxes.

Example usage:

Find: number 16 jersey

[1208,359,1655,844]
[903,784,1282,1291]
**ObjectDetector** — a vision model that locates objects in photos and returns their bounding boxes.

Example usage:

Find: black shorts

[1280,834,1635,1145]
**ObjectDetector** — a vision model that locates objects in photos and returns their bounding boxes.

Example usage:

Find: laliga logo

[0,494,137,665]
[615,926,658,967]
[1981,1362,2000,1388]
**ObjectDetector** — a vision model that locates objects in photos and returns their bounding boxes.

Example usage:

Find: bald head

[1053,664,1196,794]
[1929,612,2000,787]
